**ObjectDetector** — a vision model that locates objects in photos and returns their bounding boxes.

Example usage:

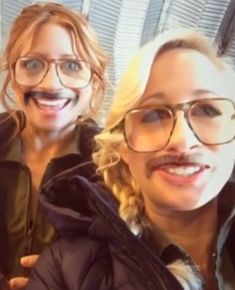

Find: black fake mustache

[24,91,79,104]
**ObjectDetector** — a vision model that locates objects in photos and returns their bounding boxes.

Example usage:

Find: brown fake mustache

[146,153,213,178]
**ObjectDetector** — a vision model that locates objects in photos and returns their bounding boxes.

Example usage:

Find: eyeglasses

[14,56,92,89]
[117,98,235,153]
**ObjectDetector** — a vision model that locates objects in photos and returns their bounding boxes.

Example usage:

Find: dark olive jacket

[0,111,100,279]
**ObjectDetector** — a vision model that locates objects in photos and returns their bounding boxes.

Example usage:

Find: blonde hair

[93,29,235,235]
[0,2,108,130]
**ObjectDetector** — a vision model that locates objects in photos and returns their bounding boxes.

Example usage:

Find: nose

[166,111,201,152]
[37,64,63,90]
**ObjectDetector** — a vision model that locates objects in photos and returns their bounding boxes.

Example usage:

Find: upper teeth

[165,166,201,176]
[36,98,68,107]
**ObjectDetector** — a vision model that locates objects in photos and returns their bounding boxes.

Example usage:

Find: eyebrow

[25,53,78,58]
[59,54,79,58]
[139,92,166,105]
[141,89,220,105]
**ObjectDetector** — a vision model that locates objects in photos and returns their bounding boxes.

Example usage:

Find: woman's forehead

[141,48,230,104]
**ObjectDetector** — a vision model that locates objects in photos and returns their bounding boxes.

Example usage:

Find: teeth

[164,166,201,176]
[36,98,68,107]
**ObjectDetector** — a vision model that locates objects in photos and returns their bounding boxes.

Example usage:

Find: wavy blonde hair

[93,29,235,235]
[0,2,108,131]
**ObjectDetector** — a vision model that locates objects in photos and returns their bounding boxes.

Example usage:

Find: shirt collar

[0,137,22,162]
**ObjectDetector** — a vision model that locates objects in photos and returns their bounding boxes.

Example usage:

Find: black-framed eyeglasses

[115,98,235,153]
[13,56,92,89]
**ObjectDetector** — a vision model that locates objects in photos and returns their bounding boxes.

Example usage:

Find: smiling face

[120,48,235,215]
[12,23,92,134]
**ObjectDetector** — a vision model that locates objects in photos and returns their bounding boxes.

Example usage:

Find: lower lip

[33,101,70,118]
[37,106,65,118]
[156,168,208,186]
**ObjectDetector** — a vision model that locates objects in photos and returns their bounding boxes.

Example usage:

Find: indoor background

[0,0,235,123]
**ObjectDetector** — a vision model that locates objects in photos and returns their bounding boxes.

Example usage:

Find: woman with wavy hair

[0,2,108,289]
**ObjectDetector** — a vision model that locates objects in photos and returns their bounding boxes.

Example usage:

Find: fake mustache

[146,153,212,175]
[24,91,79,104]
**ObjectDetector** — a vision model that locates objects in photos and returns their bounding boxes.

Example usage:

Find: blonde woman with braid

[27,29,235,290]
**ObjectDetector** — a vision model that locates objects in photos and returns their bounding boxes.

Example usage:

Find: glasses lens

[58,59,91,88]
[15,57,46,86]
[189,99,235,145]
[125,106,174,152]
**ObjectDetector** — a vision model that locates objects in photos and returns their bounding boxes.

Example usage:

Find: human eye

[191,102,222,118]
[61,59,82,73]
[141,107,171,123]
[19,58,43,72]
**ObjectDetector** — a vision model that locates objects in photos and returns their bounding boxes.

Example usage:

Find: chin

[32,123,64,133]
[161,192,214,212]
[174,197,217,212]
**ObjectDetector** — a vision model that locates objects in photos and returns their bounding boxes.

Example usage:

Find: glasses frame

[13,56,93,89]
[116,97,235,153]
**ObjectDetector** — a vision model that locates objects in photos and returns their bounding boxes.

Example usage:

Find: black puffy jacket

[26,174,183,290]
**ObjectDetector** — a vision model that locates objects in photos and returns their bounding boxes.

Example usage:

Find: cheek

[74,86,92,109]
[221,142,235,161]
[11,83,25,107]
[126,154,147,183]
[232,142,235,160]
[119,144,144,180]
[213,143,235,177]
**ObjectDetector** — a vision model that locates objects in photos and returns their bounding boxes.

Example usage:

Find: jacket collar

[41,174,119,237]
[0,111,25,162]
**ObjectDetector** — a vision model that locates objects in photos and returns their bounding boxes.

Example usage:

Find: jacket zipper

[117,247,170,290]
[114,236,178,290]
[24,165,34,257]
[24,160,53,256]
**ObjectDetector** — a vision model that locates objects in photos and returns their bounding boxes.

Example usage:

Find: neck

[21,124,77,159]
[148,199,218,266]
[148,200,219,289]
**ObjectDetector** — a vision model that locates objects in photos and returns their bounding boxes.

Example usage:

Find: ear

[119,141,130,165]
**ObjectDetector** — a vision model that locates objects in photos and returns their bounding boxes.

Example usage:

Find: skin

[13,23,92,136]
[9,23,93,290]
[121,48,235,213]
[120,48,235,289]
[9,256,38,289]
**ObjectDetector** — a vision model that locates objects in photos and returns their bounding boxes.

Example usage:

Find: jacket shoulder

[0,110,25,151]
